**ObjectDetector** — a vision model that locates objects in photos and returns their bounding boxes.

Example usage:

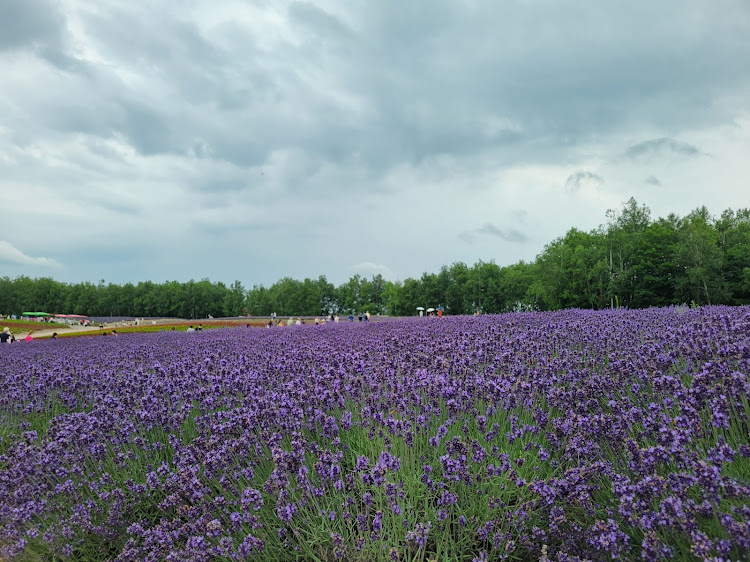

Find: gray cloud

[19,1,734,173]
[0,0,64,51]
[565,170,604,193]
[86,193,142,216]
[0,0,88,72]
[626,138,702,160]
[478,224,529,243]
[461,223,530,244]
[194,221,275,235]
[645,175,662,186]
[1,1,749,286]
[511,209,529,224]
[117,100,174,156]
[288,2,353,40]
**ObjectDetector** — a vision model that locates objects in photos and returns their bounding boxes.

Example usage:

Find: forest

[2,199,749,318]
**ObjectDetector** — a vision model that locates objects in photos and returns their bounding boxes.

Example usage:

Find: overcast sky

[2,0,749,287]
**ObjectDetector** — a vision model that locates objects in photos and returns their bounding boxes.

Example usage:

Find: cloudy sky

[2,0,749,287]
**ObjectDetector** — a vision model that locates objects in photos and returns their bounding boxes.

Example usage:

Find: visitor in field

[0,327,11,343]
[187,326,195,333]
[51,333,58,339]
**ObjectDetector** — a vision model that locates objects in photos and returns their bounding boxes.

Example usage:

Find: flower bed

[1,307,749,560]
[1,319,71,331]
[43,320,268,338]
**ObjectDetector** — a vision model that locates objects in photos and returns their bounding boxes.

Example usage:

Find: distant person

[419,310,424,317]
[287,317,294,326]
[197,324,203,331]
[315,317,320,325]
[349,314,354,322]
[187,326,195,333]
[51,333,58,339]
[171,326,176,331]
[111,330,117,336]
[0,327,11,343]
[437,309,443,318]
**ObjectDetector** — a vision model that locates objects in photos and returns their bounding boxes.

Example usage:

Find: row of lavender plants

[1,307,749,561]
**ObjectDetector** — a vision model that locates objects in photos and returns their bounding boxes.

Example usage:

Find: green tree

[606,197,652,307]
[674,207,726,305]
[716,208,750,304]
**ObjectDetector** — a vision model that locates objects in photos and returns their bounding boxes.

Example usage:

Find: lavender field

[1,308,749,561]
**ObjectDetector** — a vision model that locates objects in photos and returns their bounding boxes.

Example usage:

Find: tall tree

[606,197,652,307]
[674,207,726,305]
[716,208,750,305]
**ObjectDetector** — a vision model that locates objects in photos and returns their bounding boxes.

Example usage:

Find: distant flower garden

[41,320,268,338]
[1,307,749,560]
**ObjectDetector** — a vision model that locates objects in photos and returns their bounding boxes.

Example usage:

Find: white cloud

[350,262,392,277]
[0,241,60,267]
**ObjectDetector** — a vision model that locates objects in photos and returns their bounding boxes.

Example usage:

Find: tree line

[2,199,749,318]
